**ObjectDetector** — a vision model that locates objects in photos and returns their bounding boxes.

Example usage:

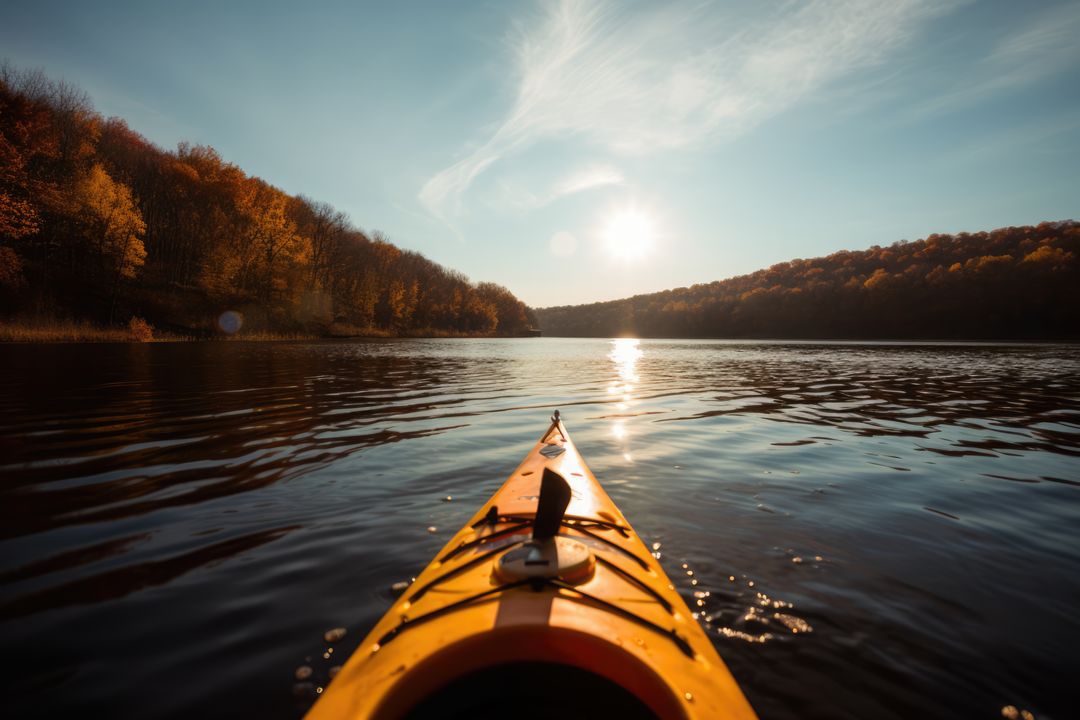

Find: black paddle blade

[533,468,571,540]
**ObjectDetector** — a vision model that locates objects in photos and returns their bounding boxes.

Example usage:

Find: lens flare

[218,310,243,335]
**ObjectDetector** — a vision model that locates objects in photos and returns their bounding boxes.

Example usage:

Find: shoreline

[4,322,1073,345]
[0,321,534,343]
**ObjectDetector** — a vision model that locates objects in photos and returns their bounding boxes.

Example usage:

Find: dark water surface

[2,339,1078,719]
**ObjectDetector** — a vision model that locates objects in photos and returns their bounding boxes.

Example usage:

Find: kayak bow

[307,412,757,719]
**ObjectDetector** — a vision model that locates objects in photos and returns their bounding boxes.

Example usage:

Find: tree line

[0,64,535,336]
[535,221,1079,340]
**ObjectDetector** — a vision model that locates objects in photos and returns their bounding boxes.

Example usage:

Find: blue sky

[3,0,1078,306]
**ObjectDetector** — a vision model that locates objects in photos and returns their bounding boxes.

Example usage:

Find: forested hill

[536,221,1080,340]
[0,65,534,337]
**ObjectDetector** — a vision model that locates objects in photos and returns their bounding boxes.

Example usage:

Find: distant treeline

[0,64,535,337]
[536,221,1079,340]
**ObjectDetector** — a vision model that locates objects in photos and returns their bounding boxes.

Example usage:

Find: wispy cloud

[420,0,955,220]
[990,2,1080,66]
[551,164,623,198]
[497,163,625,210]
[907,2,1080,119]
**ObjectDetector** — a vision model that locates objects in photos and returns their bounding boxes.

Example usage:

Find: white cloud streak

[990,2,1080,67]
[907,2,1080,120]
[497,163,625,210]
[420,0,956,220]
[551,164,624,198]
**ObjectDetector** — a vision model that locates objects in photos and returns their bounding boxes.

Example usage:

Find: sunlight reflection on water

[608,338,642,461]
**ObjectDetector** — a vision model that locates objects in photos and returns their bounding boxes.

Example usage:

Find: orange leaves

[75,163,147,279]
[964,254,1013,274]
[1022,245,1075,267]
[0,191,40,240]
[0,65,536,335]
[862,268,891,290]
[127,316,154,342]
[535,220,1080,339]
[0,245,26,291]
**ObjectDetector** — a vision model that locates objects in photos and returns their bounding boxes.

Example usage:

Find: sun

[603,208,655,262]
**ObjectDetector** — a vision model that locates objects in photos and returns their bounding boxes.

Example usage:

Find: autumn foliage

[127,316,154,342]
[0,64,533,337]
[536,221,1080,340]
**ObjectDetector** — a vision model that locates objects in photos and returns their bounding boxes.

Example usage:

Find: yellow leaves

[201,178,310,302]
[863,268,890,290]
[118,231,148,278]
[385,278,420,327]
[1022,245,1074,267]
[76,163,146,279]
[964,254,1013,273]
[237,181,306,264]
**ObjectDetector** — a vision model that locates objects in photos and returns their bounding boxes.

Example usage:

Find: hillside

[535,221,1080,340]
[0,64,533,338]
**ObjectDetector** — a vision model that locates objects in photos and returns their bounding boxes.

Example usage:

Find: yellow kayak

[307,412,758,719]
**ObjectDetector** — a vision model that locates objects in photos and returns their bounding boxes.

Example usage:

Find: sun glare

[603,209,654,262]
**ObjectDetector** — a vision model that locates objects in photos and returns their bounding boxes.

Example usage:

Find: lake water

[1,338,1078,719]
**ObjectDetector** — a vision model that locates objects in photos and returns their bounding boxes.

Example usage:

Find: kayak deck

[306,413,757,719]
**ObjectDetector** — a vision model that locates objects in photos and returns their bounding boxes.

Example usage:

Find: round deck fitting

[494,537,595,585]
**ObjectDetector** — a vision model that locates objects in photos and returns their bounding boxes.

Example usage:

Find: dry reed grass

[0,318,187,342]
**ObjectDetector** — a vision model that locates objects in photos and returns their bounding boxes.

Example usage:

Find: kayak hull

[306,416,757,720]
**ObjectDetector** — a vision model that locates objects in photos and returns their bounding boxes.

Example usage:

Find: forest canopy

[0,64,534,337]
[535,221,1079,340]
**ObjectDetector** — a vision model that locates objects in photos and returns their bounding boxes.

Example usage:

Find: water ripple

[1,339,1078,720]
